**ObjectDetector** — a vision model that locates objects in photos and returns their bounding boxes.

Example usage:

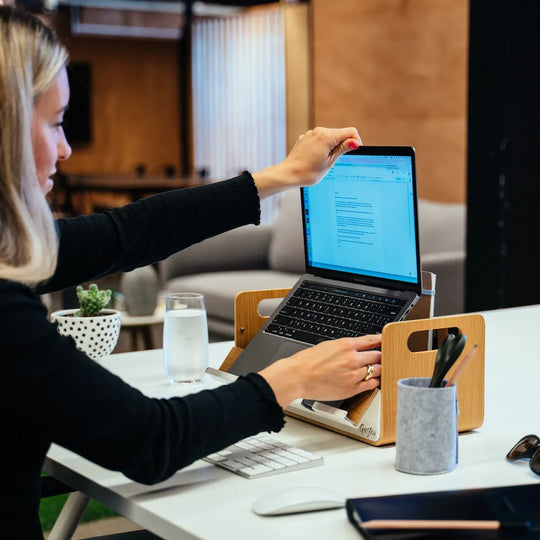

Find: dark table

[58,174,208,214]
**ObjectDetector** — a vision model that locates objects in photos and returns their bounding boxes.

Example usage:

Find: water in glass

[163,294,208,383]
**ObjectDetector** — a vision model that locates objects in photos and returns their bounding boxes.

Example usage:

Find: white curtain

[192,8,286,221]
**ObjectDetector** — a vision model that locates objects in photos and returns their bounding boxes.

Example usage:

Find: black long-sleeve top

[0,173,285,539]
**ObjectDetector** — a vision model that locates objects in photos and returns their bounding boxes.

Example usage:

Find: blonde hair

[0,7,68,284]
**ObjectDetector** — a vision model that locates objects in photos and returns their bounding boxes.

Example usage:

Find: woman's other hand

[259,334,381,408]
[252,126,362,197]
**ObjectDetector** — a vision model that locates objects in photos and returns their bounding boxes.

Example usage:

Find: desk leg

[47,491,90,540]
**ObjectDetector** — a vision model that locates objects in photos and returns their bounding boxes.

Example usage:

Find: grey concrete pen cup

[395,377,458,475]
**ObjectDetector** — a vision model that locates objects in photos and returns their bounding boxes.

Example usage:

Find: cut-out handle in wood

[233,288,290,349]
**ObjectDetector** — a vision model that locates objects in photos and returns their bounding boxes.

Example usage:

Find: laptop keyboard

[265,281,406,345]
[203,433,323,478]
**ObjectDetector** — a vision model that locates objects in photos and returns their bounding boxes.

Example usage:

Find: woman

[0,6,381,538]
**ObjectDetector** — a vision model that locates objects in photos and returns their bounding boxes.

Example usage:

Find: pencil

[444,344,478,387]
[362,518,529,531]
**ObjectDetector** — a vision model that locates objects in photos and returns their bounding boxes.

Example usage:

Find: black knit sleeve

[39,173,260,293]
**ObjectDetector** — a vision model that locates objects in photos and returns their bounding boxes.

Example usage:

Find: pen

[444,344,478,387]
[361,518,530,532]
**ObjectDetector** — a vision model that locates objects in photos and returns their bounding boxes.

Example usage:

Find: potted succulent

[51,284,122,362]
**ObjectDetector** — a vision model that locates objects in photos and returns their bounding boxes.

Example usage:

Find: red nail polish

[348,140,359,149]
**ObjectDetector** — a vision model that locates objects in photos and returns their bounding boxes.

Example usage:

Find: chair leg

[47,491,90,540]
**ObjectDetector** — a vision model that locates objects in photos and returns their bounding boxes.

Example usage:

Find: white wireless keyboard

[203,433,324,479]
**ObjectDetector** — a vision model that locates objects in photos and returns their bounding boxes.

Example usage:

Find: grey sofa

[159,190,466,340]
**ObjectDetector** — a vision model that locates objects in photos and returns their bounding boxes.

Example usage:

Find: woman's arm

[40,174,260,293]
[3,283,381,485]
[3,283,284,484]
[41,127,360,292]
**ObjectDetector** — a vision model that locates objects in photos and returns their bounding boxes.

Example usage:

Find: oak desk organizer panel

[220,272,485,446]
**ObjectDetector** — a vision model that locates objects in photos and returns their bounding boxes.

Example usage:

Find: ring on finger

[364,364,375,381]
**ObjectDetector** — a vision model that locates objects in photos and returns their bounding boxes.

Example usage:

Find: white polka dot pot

[51,309,122,362]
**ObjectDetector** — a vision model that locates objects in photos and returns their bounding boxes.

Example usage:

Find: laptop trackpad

[267,341,310,367]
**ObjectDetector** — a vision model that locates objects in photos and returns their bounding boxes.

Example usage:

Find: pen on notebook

[361,518,530,532]
[444,344,478,387]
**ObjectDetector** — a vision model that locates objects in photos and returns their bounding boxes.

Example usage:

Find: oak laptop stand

[220,272,485,446]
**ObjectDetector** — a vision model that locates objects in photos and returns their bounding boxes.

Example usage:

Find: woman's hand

[259,334,381,408]
[252,127,362,197]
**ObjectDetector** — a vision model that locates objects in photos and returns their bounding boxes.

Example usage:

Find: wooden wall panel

[311,0,468,202]
[284,3,310,151]
[59,36,181,176]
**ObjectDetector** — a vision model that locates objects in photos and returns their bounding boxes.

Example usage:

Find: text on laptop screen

[303,153,418,284]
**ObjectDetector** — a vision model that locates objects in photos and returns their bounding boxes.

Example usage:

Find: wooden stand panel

[220,288,291,373]
[378,314,485,445]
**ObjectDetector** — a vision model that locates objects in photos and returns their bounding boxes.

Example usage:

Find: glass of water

[163,293,209,383]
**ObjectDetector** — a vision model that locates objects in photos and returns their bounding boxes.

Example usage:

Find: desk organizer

[220,272,485,446]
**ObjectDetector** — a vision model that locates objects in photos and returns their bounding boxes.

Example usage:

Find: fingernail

[348,140,359,149]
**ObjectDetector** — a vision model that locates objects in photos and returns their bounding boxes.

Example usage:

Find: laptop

[229,146,422,379]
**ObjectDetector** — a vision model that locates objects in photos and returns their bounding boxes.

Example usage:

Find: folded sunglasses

[506,434,540,476]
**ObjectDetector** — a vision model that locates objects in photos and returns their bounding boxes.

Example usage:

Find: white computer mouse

[251,486,345,516]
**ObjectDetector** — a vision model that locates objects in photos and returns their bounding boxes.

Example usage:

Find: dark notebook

[346,484,540,539]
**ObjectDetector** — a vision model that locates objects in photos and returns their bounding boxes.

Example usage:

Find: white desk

[45,305,540,540]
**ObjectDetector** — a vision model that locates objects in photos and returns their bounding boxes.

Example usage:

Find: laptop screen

[301,146,420,291]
